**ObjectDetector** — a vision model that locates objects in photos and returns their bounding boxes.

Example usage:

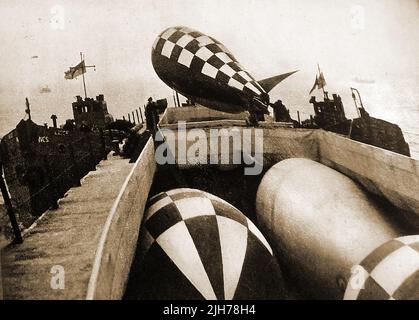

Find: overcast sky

[0,0,418,133]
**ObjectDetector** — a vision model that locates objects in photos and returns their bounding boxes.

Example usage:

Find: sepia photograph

[0,0,418,308]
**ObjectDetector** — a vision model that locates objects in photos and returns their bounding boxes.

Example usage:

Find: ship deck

[1,140,155,299]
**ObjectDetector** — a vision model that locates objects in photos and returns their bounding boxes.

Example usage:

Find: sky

[0,0,418,136]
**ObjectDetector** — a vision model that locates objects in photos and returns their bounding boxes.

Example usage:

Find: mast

[25,97,31,120]
[175,90,181,108]
[78,52,96,99]
[172,89,177,107]
[317,63,326,98]
[80,52,87,99]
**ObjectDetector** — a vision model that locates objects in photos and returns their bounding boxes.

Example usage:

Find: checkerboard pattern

[128,188,284,300]
[344,235,419,300]
[152,26,266,97]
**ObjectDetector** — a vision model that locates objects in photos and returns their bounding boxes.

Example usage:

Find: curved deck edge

[86,137,156,300]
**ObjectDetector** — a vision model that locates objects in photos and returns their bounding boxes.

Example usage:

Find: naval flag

[318,72,326,88]
[309,71,327,94]
[64,60,86,79]
[309,75,319,94]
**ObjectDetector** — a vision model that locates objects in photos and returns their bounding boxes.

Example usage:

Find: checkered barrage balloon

[344,235,419,300]
[152,26,266,98]
[131,188,285,300]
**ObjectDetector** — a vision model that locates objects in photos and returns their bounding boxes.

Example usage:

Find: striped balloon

[344,235,419,300]
[128,188,286,300]
[152,26,265,97]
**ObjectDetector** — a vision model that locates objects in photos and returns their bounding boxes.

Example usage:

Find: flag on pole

[318,72,326,89]
[309,75,318,94]
[309,72,327,94]
[64,60,86,79]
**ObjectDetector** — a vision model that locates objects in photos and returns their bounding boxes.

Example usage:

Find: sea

[0,84,418,195]
[0,90,418,159]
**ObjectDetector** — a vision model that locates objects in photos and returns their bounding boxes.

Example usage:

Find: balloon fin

[258,70,299,93]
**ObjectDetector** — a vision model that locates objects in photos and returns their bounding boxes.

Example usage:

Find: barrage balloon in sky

[152,26,297,119]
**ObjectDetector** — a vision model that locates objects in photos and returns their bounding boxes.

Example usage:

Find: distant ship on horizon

[39,85,51,93]
[353,77,376,84]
